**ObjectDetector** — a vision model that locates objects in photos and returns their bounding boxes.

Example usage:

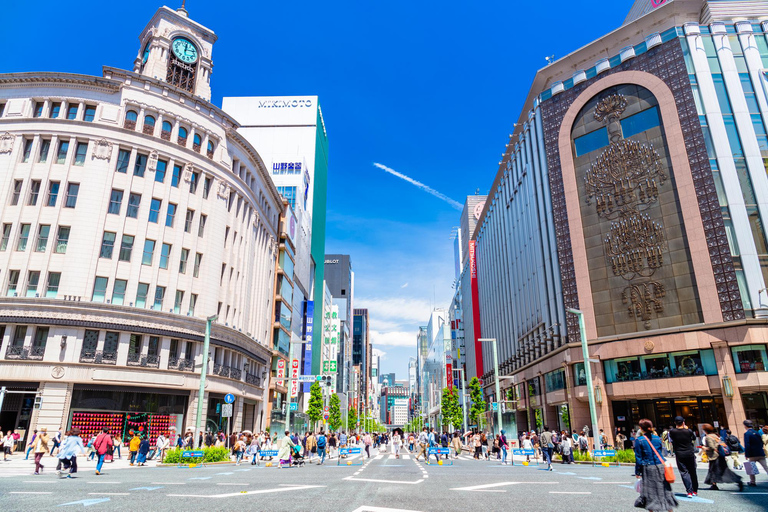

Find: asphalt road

[1,450,767,511]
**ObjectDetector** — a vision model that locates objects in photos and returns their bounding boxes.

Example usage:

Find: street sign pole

[479,339,503,435]
[568,308,600,450]
[195,314,217,438]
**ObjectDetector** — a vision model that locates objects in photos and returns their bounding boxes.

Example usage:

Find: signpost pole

[195,314,217,439]
[479,338,503,435]
[568,309,600,451]
[285,341,293,433]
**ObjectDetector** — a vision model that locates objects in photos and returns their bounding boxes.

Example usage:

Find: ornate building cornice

[0,72,121,92]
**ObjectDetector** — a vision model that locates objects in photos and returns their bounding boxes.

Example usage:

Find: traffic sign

[323,413,329,421]
[221,403,233,417]
[491,402,499,411]
[289,403,298,411]
[224,393,235,404]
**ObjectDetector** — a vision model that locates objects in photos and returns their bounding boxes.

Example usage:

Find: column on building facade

[712,341,748,439]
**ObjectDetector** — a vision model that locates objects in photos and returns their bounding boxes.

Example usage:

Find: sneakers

[33,472,39,475]
[95,471,100,475]
[748,482,757,487]
[56,470,61,478]
[686,493,693,498]
[692,493,697,496]
[738,481,744,492]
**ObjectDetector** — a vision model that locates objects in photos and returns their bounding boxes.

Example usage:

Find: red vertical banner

[291,359,300,379]
[469,240,484,376]
[446,362,453,392]
[277,359,286,379]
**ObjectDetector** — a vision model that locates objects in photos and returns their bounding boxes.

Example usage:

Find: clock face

[172,38,198,64]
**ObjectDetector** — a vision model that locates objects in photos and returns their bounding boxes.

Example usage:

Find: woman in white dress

[392,432,402,459]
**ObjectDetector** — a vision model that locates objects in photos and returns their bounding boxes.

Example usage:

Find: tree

[306,382,324,429]
[328,393,342,431]
[346,405,358,431]
[440,387,461,430]
[468,377,486,428]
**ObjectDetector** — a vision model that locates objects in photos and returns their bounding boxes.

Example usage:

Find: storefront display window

[604,349,717,383]
[545,368,566,393]
[574,362,587,386]
[732,344,768,373]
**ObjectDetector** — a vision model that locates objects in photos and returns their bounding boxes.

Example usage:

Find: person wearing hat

[743,420,768,486]
[668,416,698,498]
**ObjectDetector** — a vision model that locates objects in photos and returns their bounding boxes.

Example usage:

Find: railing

[192,143,201,153]
[245,373,261,387]
[177,136,187,146]
[5,345,45,360]
[142,124,155,136]
[126,352,141,366]
[146,354,160,368]
[207,149,214,159]
[161,130,171,141]
[213,363,230,378]
[126,352,161,368]
[79,350,117,365]
[230,368,242,380]
[168,356,195,371]
[124,119,136,130]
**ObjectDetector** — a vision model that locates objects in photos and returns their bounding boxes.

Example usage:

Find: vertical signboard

[290,358,300,398]
[302,301,314,392]
[322,304,340,393]
[277,359,286,379]
[469,240,484,376]
[446,361,453,392]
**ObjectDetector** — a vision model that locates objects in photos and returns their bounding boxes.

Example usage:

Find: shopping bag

[745,461,760,476]
[635,479,643,493]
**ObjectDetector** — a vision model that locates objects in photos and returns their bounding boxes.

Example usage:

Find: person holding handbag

[702,423,743,491]
[633,419,678,511]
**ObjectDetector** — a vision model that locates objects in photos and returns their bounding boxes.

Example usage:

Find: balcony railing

[213,363,230,378]
[5,345,45,360]
[124,119,136,130]
[207,149,214,159]
[161,130,171,141]
[177,136,187,147]
[142,124,155,136]
[245,373,261,387]
[230,368,242,380]
[192,143,201,153]
[168,356,195,371]
[79,350,117,365]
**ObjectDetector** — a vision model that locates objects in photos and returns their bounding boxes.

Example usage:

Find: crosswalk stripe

[402,454,410,459]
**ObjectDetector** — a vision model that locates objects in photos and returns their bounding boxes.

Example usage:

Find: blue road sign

[428,447,451,455]
[290,403,298,411]
[258,450,279,457]
[491,402,499,411]
[224,393,235,404]
[181,450,204,458]
[593,450,616,457]
[339,447,361,455]
[512,449,535,456]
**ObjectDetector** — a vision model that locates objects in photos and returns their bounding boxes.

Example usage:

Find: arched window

[178,127,188,146]
[193,133,202,152]
[161,121,172,140]
[124,110,138,130]
[143,115,155,135]
[207,140,215,158]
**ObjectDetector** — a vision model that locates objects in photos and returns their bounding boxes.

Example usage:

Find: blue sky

[2,1,631,379]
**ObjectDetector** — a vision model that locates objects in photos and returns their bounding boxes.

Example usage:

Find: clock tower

[133,4,217,102]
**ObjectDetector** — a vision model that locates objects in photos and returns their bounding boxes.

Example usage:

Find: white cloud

[369,330,417,347]
[401,282,409,288]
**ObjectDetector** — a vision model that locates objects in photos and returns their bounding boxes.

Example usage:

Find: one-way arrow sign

[58,498,111,507]
[129,486,163,491]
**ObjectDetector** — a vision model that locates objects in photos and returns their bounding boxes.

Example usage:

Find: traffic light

[320,375,333,387]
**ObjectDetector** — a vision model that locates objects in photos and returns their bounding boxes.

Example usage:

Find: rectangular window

[732,344,768,373]
[38,139,50,163]
[159,243,171,269]
[135,283,149,308]
[179,248,189,274]
[65,183,79,208]
[198,214,207,237]
[45,272,61,299]
[83,105,96,122]
[33,326,49,348]
[92,276,108,302]
[149,198,161,223]
[155,159,167,183]
[112,279,127,305]
[188,293,198,316]
[46,272,60,298]
[573,127,609,157]
[184,209,194,233]
[46,181,59,206]
[26,271,40,297]
[73,142,88,166]
[142,239,155,265]
[33,102,44,118]
[620,106,660,139]
[49,102,61,118]
[35,225,50,252]
[174,290,184,314]
[100,231,116,259]
[169,339,180,359]
[22,138,33,162]
[128,333,142,355]
[104,331,119,353]
[126,193,141,218]
[148,336,160,356]
[56,140,69,164]
[171,164,182,187]
[66,104,78,120]
[55,226,70,253]
[108,189,123,215]
[16,224,30,251]
[6,269,20,296]
[203,176,212,199]
[10,180,22,205]
[12,325,27,346]
[134,153,147,177]
[189,171,199,194]
[193,252,202,277]
[166,203,177,227]
[119,234,134,261]
[153,286,165,310]
[0,224,10,251]
[28,180,40,205]
[115,149,130,173]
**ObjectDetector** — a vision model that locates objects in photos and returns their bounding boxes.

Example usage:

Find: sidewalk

[0,451,161,478]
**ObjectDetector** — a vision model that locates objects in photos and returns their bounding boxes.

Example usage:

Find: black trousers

[676,455,698,494]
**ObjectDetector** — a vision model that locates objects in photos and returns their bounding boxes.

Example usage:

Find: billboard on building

[469,240,483,376]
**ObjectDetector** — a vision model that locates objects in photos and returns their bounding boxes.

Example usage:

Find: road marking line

[451,482,521,491]
[10,492,52,494]
[731,492,768,494]
[216,483,248,486]
[88,493,130,496]
[549,492,592,494]
[350,506,424,512]
[155,482,185,485]
[576,477,602,480]
[345,477,424,485]
[593,482,633,484]
[167,484,326,498]
[22,481,48,483]
[87,481,121,484]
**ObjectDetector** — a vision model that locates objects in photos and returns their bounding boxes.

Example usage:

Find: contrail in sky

[373,163,463,211]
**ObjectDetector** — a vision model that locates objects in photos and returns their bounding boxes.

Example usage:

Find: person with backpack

[668,416,698,498]
[427,428,440,464]
[440,431,450,459]
[725,430,744,469]
[316,430,327,465]
[702,423,743,491]
[743,420,768,487]
[50,429,62,456]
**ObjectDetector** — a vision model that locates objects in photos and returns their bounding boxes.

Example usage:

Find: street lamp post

[458,367,468,433]
[479,338,502,435]
[195,314,218,437]
[567,309,600,450]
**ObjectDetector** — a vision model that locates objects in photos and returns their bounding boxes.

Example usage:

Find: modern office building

[352,308,371,406]
[221,93,329,393]
[324,254,353,393]
[0,6,281,445]
[471,0,768,438]
[380,384,408,425]
[422,310,450,427]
